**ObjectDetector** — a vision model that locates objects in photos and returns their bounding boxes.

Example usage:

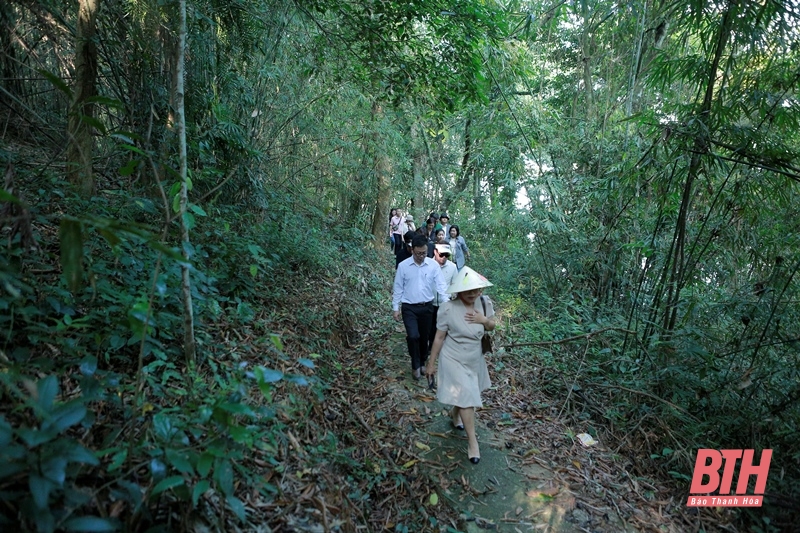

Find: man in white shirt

[428,243,458,355]
[393,235,451,379]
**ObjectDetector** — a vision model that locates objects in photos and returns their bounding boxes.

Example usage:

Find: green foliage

[441,1,800,526]
[0,359,308,530]
[301,0,508,109]
[0,375,111,532]
[0,166,388,529]
[4,0,800,527]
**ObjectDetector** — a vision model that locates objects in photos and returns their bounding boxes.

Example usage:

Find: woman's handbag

[480,296,493,354]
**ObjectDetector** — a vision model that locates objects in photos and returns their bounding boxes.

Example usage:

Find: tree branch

[502,327,636,348]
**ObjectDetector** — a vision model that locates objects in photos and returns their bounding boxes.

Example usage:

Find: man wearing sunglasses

[429,243,458,356]
[393,235,451,379]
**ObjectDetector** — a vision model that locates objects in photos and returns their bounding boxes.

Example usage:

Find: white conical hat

[447,266,493,294]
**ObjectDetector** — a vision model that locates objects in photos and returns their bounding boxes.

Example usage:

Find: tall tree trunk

[443,116,473,213]
[472,170,481,220]
[370,101,391,244]
[580,0,593,120]
[0,5,22,104]
[411,123,425,214]
[662,0,737,335]
[65,0,100,196]
[175,0,196,365]
[625,0,647,140]
[421,124,442,210]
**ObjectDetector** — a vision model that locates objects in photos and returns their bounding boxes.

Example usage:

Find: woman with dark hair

[389,208,403,255]
[395,230,416,268]
[426,222,445,258]
[426,266,496,464]
[448,225,470,270]
[422,217,435,241]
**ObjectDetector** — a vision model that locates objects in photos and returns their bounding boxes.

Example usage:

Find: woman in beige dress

[425,266,495,464]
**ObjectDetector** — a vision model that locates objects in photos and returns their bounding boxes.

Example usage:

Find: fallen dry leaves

[107,257,744,532]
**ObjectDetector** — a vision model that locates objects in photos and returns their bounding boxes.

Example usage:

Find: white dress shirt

[392,257,450,311]
[433,260,458,306]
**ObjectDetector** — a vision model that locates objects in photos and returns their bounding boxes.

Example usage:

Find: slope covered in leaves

[0,166,404,531]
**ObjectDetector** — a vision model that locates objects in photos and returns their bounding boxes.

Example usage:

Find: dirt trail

[376,331,636,532]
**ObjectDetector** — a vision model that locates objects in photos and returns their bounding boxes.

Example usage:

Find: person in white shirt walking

[404,214,415,233]
[393,235,451,379]
[425,266,496,464]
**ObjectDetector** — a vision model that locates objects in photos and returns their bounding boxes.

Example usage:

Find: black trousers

[392,234,404,256]
[428,305,440,354]
[401,302,433,371]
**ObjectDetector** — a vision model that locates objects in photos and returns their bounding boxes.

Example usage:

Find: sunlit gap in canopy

[516,155,553,244]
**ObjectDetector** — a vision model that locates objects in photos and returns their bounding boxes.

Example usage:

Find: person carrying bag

[425,266,496,464]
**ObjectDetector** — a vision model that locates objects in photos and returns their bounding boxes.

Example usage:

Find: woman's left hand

[425,361,435,377]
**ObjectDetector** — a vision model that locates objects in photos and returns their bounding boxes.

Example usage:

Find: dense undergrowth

[0,168,409,531]
[2,167,799,532]
[468,214,800,532]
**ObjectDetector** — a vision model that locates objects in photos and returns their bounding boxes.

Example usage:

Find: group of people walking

[390,207,495,465]
[389,209,470,271]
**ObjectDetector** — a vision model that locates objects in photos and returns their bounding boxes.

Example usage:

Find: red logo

[686,449,771,507]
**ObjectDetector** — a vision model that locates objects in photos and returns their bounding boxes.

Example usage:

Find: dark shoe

[468,441,480,463]
[450,407,464,430]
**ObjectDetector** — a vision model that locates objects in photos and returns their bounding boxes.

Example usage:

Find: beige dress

[436,296,494,408]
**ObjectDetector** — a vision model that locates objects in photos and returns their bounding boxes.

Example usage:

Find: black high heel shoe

[468,442,480,464]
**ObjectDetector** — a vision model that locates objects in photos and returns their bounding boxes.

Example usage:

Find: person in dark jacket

[440,213,452,237]
[422,218,435,241]
[395,230,416,269]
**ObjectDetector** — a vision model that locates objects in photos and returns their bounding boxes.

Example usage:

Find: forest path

[375,329,635,532]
